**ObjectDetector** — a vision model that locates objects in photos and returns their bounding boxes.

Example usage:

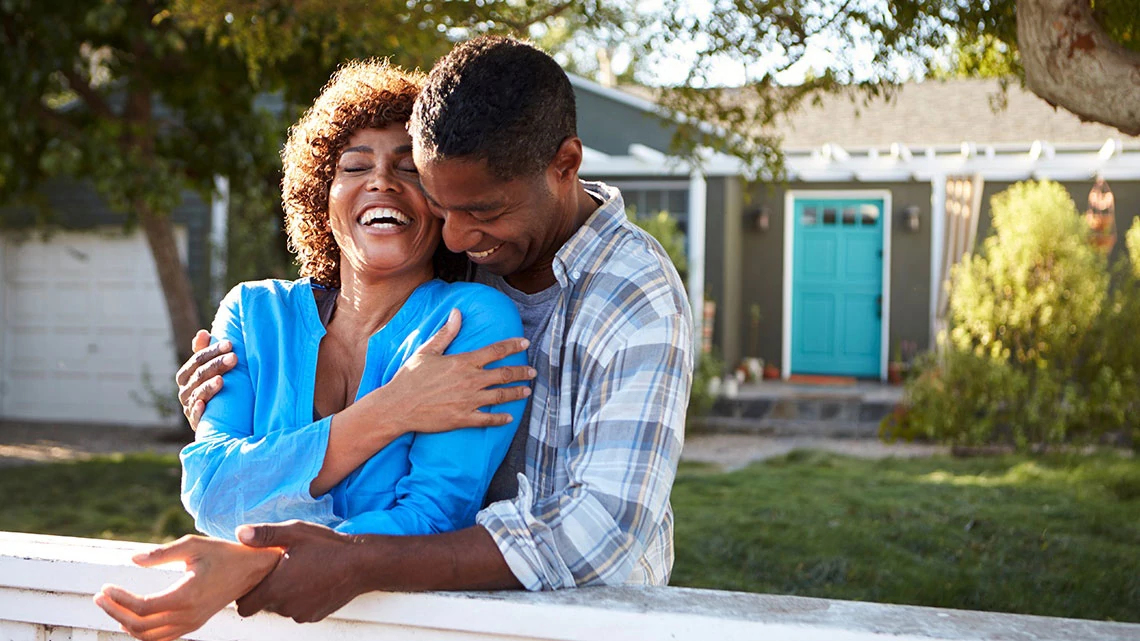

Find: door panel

[791,197,884,377]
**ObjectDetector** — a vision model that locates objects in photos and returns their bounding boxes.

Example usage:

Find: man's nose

[440,214,480,253]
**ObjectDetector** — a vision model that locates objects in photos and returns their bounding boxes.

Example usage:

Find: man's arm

[233,522,520,622]
[476,312,692,589]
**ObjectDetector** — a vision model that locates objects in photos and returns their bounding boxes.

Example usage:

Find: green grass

[1,451,1137,622]
[672,451,1140,623]
[0,453,194,542]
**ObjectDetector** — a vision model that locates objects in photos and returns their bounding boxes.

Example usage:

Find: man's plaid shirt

[476,182,693,590]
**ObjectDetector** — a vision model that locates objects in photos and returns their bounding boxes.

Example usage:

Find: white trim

[928,174,947,346]
[782,190,893,381]
[582,139,1140,182]
[606,179,690,191]
[688,170,708,354]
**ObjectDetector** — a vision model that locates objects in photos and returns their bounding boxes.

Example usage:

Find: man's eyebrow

[419,187,502,213]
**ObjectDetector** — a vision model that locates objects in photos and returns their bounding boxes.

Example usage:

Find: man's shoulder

[576,220,689,322]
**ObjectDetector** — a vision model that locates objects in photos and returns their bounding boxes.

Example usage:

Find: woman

[94,59,532,641]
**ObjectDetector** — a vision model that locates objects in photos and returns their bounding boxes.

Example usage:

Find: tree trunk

[138,203,202,365]
[1017,0,1140,136]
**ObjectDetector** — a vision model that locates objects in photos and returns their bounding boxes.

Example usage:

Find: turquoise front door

[790,197,884,378]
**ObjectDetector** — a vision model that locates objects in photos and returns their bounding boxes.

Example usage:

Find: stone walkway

[0,420,946,471]
[0,421,186,467]
[680,433,947,471]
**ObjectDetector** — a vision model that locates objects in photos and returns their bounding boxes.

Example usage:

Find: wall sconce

[746,206,771,232]
[903,205,921,232]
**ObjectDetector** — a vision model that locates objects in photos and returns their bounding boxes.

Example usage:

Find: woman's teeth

[358,207,410,228]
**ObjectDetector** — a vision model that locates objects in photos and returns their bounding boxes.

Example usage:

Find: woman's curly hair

[282,59,464,287]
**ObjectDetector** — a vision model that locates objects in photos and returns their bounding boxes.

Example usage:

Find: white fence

[2,531,1138,641]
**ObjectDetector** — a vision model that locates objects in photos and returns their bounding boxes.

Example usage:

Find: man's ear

[547,136,583,187]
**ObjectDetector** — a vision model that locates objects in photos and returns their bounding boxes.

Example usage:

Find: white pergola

[581,138,1140,355]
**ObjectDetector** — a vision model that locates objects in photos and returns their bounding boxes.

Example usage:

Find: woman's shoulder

[223,278,312,305]
[429,280,519,318]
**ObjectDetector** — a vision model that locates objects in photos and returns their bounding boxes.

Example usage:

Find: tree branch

[59,67,116,120]
[499,1,576,34]
[1017,0,1140,136]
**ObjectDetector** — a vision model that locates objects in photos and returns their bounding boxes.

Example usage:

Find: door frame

[782,189,893,381]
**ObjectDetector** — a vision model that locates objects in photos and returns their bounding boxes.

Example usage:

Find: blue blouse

[180,277,528,540]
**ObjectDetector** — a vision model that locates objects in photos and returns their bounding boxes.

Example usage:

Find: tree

[631,0,1140,172]
[0,0,630,363]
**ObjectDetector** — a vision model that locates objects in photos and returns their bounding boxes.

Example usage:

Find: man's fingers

[175,338,231,388]
[191,329,211,355]
[416,308,463,357]
[235,582,273,618]
[468,338,530,368]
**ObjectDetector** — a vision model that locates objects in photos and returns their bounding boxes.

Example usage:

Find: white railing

[2,531,1138,641]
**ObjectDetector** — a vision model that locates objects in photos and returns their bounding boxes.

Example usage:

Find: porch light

[903,205,921,232]
[746,206,771,232]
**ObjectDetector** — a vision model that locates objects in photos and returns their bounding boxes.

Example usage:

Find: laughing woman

[94,60,532,641]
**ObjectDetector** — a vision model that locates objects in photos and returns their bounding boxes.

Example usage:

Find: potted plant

[888,341,917,384]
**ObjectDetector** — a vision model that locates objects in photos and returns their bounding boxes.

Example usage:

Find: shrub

[902,181,1139,449]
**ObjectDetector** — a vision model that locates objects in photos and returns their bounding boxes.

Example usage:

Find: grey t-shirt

[477,268,561,505]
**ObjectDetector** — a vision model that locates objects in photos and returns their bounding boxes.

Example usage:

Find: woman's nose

[365,167,400,192]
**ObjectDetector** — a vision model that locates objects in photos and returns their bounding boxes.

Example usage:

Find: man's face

[413,153,564,283]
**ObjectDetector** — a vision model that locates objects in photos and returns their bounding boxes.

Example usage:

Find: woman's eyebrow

[341,145,373,155]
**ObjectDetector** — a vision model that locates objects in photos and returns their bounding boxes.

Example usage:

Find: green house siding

[735,181,932,372]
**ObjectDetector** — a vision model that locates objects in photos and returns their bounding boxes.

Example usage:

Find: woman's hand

[311,308,534,495]
[362,308,535,431]
[94,535,282,641]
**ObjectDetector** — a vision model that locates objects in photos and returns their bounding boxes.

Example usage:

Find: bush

[902,181,1140,449]
[630,209,689,282]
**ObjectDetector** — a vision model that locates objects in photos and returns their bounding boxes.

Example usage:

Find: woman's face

[328,123,441,282]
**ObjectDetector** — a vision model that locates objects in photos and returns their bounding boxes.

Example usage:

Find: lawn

[0,451,1137,622]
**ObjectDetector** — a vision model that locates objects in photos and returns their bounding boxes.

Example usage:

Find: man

[114,35,691,624]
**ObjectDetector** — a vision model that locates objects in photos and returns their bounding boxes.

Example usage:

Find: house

[573,76,1140,380]
[0,182,218,426]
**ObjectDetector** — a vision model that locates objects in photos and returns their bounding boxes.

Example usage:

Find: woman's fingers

[94,590,185,638]
[415,308,463,356]
[465,337,530,368]
[131,535,200,567]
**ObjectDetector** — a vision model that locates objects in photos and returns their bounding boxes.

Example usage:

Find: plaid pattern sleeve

[476,182,693,590]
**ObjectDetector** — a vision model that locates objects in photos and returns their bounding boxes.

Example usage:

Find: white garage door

[0,227,185,426]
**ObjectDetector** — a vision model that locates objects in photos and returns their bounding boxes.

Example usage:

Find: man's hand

[176,330,236,430]
[234,521,368,623]
[94,535,282,641]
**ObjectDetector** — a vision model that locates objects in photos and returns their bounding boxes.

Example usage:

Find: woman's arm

[94,536,281,641]
[180,284,346,539]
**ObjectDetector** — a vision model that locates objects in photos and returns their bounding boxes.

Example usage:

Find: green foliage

[903,182,1140,449]
[672,451,1140,622]
[932,34,1020,80]
[687,348,724,423]
[629,209,689,281]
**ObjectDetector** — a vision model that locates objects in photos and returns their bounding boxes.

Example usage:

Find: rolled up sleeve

[476,312,691,590]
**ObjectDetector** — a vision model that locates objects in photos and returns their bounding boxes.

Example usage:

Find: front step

[692,383,902,438]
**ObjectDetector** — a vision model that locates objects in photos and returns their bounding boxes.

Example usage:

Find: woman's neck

[330,266,433,341]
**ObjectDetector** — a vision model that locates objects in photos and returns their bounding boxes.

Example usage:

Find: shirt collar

[551,181,625,286]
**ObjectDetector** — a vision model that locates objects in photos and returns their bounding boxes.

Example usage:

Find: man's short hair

[410,36,577,180]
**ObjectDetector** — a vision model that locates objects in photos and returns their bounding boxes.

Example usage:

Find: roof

[583,76,1138,150]
[771,78,1138,150]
